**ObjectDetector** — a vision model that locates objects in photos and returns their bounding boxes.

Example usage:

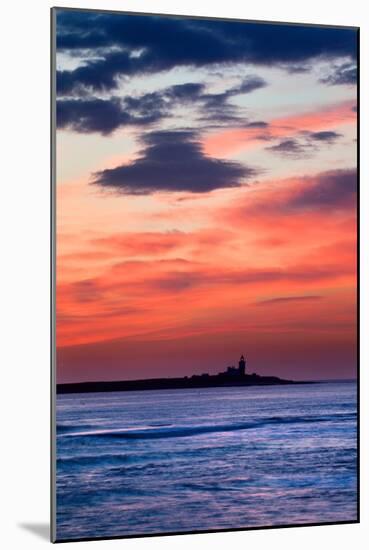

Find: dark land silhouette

[57,355,308,394]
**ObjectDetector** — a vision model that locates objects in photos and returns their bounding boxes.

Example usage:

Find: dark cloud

[166,82,205,101]
[56,55,132,95]
[195,75,267,125]
[93,130,257,194]
[266,131,342,158]
[56,9,358,94]
[320,62,357,86]
[266,139,312,158]
[57,78,268,134]
[244,121,269,129]
[308,131,342,143]
[240,169,357,216]
[229,76,267,95]
[158,77,267,122]
[288,169,357,210]
[56,96,166,134]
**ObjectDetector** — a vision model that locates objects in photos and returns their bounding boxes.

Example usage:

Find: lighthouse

[238,355,246,376]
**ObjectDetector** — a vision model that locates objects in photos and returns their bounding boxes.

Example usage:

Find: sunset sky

[55,9,358,383]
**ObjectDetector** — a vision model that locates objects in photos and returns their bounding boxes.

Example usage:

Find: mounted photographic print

[51,7,359,543]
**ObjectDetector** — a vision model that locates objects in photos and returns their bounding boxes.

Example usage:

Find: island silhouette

[57,355,305,394]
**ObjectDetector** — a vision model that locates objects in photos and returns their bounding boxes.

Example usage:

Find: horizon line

[57,376,357,386]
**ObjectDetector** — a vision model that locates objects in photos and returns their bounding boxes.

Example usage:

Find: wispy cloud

[203,100,355,157]
[266,130,343,158]
[320,62,357,86]
[57,76,268,135]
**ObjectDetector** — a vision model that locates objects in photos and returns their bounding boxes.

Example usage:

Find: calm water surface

[56,382,357,540]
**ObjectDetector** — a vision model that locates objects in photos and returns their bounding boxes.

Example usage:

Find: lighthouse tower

[238,355,246,376]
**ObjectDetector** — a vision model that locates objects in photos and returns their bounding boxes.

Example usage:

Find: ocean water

[56,382,357,540]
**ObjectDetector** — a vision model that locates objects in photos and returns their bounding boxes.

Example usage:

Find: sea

[55,381,357,540]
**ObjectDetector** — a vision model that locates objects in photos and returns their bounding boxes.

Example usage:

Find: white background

[1,0,367,548]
